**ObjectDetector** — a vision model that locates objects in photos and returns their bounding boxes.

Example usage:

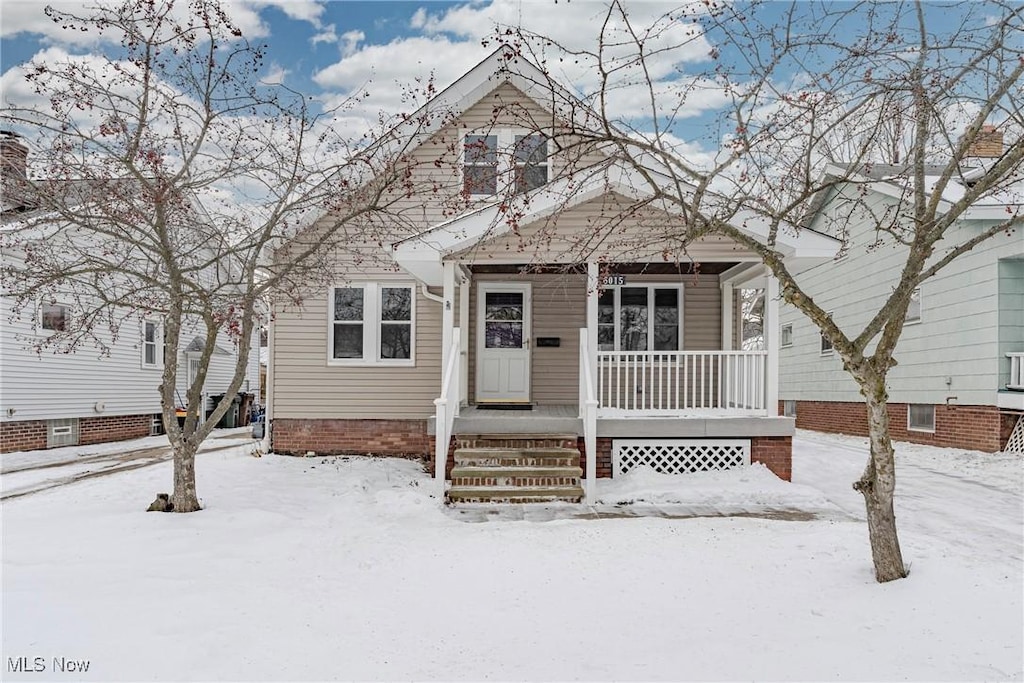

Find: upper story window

[463,131,549,196]
[40,302,68,332]
[514,134,548,193]
[329,283,415,366]
[598,285,683,352]
[463,135,497,195]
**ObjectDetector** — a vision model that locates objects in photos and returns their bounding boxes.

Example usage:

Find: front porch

[425,259,791,502]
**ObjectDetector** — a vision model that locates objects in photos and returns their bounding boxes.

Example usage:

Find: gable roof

[807,162,1024,228]
[363,47,594,162]
[393,157,840,285]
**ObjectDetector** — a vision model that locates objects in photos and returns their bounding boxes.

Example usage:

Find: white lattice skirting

[1005,415,1024,454]
[612,439,751,476]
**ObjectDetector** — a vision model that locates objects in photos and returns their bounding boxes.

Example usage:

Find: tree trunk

[853,385,908,582]
[171,444,201,513]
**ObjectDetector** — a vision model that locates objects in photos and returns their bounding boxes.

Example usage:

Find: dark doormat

[476,403,534,410]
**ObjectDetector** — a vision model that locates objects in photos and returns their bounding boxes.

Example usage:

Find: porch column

[441,261,456,377]
[584,262,600,412]
[721,283,734,351]
[764,275,780,416]
[458,269,470,407]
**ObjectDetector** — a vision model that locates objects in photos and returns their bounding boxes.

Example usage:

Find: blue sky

[0,0,1006,161]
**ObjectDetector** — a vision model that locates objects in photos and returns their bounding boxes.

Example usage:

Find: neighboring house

[266,50,841,502]
[779,146,1024,453]
[0,133,261,453]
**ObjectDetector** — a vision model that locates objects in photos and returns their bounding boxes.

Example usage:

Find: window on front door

[484,292,525,348]
[598,286,683,351]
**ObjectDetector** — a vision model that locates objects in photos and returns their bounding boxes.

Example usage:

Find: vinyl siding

[779,184,1024,406]
[0,296,247,423]
[998,258,1024,384]
[453,192,759,265]
[465,271,722,404]
[271,275,442,420]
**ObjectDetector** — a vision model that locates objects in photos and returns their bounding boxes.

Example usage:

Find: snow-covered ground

[2,430,1021,681]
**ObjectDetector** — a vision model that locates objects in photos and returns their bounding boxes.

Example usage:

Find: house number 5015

[601,275,626,286]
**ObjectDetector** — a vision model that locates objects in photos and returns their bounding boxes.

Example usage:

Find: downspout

[419,282,443,304]
[259,316,274,453]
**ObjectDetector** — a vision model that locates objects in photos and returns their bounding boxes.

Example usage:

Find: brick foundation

[0,420,47,453]
[272,418,430,459]
[80,414,151,446]
[783,400,1017,453]
[1,414,153,454]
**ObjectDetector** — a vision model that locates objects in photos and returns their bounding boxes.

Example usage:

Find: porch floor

[454,404,582,435]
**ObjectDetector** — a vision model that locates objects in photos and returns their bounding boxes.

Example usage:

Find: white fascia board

[963,204,1023,221]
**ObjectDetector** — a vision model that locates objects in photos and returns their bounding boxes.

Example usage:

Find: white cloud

[311,24,338,46]
[313,0,723,128]
[339,30,365,57]
[260,63,290,85]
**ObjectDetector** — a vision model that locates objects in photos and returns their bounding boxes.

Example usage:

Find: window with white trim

[513,134,548,193]
[908,404,935,432]
[142,320,162,368]
[783,400,797,418]
[463,130,549,196]
[820,312,834,355]
[597,285,683,352]
[329,283,414,364]
[905,287,921,324]
[39,302,69,332]
[463,134,497,195]
[781,323,793,348]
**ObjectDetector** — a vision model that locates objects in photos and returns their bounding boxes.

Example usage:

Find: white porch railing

[596,350,768,414]
[579,329,598,504]
[1008,352,1024,390]
[434,327,461,496]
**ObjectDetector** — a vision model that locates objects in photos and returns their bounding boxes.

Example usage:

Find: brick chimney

[967,124,1003,158]
[1,130,29,180]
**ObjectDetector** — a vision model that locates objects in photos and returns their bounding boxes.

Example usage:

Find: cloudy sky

[1,1,714,112]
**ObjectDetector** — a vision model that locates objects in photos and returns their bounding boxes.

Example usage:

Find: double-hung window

[142,320,162,368]
[463,131,549,196]
[463,135,498,195]
[597,285,683,352]
[513,134,548,193]
[329,283,414,365]
[39,302,68,332]
[905,287,922,324]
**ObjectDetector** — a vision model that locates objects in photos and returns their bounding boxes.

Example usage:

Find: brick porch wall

[782,400,1014,453]
[272,418,430,458]
[750,436,793,481]
[1,414,153,454]
[578,437,613,479]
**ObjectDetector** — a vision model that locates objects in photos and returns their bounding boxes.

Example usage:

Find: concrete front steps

[447,434,584,503]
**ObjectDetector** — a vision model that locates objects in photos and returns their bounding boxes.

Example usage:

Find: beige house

[266,50,840,503]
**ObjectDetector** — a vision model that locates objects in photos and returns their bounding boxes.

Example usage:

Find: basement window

[783,400,797,418]
[907,404,935,432]
[47,418,80,448]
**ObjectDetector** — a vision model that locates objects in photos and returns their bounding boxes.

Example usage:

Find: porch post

[458,269,470,407]
[585,262,599,408]
[441,261,456,377]
[764,275,780,416]
[721,283,734,351]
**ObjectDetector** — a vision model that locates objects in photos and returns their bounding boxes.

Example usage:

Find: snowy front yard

[2,432,1021,681]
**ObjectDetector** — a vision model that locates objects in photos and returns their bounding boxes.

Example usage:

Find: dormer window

[464,135,497,195]
[514,134,548,193]
[463,131,549,196]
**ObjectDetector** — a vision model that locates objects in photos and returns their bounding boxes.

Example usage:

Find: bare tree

[492,0,1023,581]
[1,0,450,512]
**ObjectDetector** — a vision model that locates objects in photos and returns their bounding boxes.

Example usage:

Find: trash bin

[211,394,240,428]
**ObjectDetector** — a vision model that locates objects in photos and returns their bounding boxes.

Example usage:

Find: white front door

[477,283,531,403]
